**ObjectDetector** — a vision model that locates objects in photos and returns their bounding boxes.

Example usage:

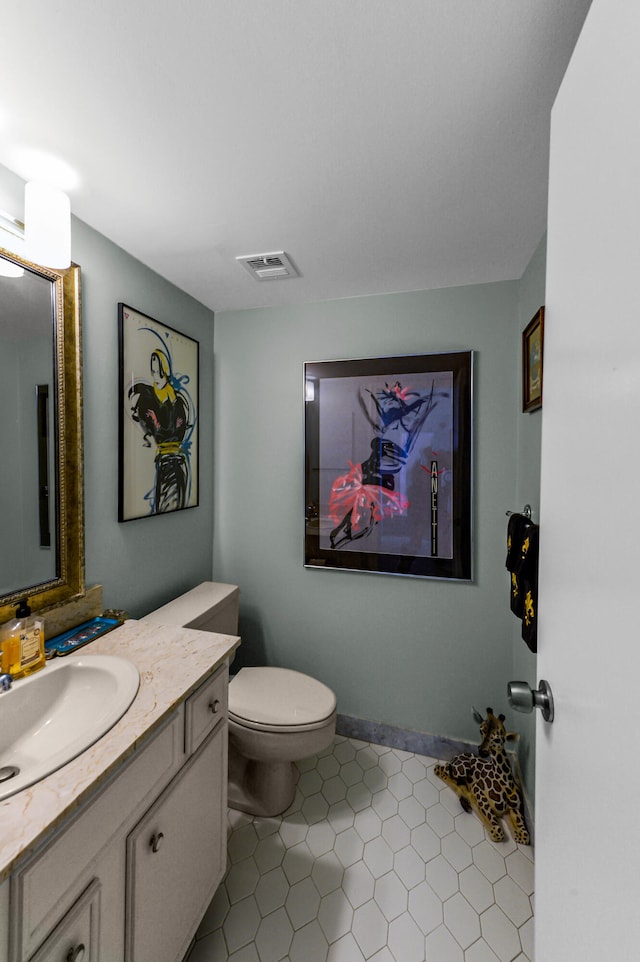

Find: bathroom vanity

[0,619,240,962]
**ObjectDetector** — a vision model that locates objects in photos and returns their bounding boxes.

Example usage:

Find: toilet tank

[142,582,239,634]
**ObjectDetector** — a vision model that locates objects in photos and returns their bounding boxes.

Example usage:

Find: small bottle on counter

[0,598,46,679]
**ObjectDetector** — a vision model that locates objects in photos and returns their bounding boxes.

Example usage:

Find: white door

[535,1,640,958]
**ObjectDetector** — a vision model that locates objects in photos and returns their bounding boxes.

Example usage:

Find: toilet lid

[229,667,336,727]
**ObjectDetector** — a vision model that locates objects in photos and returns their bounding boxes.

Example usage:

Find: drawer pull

[208,699,221,714]
[150,831,164,853]
[66,945,86,962]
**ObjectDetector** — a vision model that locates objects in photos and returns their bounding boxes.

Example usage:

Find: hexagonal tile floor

[187,736,534,962]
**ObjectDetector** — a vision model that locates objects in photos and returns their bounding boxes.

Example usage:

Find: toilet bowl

[142,582,337,817]
[228,666,337,816]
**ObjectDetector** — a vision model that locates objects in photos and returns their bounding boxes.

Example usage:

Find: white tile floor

[188,736,534,962]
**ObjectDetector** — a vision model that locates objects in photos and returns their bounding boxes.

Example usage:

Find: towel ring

[506,504,532,519]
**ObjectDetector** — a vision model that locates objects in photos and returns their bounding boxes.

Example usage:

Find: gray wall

[213,278,542,748]
[0,337,24,591]
[76,218,216,617]
[0,334,55,593]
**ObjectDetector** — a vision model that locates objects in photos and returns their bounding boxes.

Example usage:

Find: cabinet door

[29,879,100,962]
[125,724,226,962]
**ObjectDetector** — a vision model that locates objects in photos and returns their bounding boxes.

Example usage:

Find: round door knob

[508,679,554,722]
[209,699,221,714]
[150,831,164,853]
[66,945,85,962]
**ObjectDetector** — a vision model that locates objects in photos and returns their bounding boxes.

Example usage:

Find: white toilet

[142,582,337,817]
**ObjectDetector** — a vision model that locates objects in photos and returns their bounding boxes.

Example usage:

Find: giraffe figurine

[434,707,530,845]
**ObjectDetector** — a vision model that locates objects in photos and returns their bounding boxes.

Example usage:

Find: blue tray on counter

[45,616,123,656]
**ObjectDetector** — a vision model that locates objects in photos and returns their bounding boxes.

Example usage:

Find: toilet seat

[229,667,336,733]
[228,712,337,734]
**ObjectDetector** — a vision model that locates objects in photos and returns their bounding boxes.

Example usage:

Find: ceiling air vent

[236,251,300,281]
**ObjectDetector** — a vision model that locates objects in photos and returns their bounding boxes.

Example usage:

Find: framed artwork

[118,303,199,521]
[304,351,473,581]
[522,307,544,413]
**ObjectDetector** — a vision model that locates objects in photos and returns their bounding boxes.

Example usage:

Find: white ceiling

[1,1,592,314]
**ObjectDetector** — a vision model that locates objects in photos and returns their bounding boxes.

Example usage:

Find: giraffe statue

[434,707,530,845]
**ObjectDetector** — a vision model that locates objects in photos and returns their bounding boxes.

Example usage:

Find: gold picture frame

[0,249,84,624]
[522,306,544,413]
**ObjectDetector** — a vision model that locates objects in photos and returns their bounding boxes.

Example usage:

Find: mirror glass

[0,247,84,622]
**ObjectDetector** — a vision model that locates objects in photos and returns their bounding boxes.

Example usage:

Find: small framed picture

[522,307,544,413]
[118,304,199,521]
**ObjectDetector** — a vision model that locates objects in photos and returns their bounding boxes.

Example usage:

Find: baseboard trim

[336,713,476,761]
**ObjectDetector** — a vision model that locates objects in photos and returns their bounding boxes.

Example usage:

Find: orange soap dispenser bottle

[0,599,46,679]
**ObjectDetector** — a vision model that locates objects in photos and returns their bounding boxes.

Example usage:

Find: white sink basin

[0,654,140,801]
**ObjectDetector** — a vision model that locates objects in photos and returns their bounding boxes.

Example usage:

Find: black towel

[506,513,533,618]
[519,524,539,653]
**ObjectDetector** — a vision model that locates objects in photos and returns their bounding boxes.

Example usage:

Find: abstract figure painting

[304,352,473,580]
[118,304,199,522]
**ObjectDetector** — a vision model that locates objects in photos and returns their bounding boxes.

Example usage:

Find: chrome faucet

[0,674,13,692]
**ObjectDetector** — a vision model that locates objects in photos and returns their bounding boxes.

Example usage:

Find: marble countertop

[0,619,240,882]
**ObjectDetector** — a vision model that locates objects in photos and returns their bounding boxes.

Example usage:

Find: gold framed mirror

[0,246,84,623]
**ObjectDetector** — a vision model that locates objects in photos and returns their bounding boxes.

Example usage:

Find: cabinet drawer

[29,879,100,962]
[126,725,227,962]
[12,712,183,961]
[184,663,228,755]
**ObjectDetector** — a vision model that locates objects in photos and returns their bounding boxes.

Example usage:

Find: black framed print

[304,351,473,580]
[118,303,199,521]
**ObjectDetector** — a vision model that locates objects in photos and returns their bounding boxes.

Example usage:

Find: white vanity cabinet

[126,724,226,962]
[6,661,229,962]
[125,668,228,962]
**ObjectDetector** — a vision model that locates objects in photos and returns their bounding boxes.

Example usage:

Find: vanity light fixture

[0,258,25,278]
[24,182,71,269]
[0,181,71,272]
[305,376,316,402]
[0,259,24,278]
[0,208,25,276]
